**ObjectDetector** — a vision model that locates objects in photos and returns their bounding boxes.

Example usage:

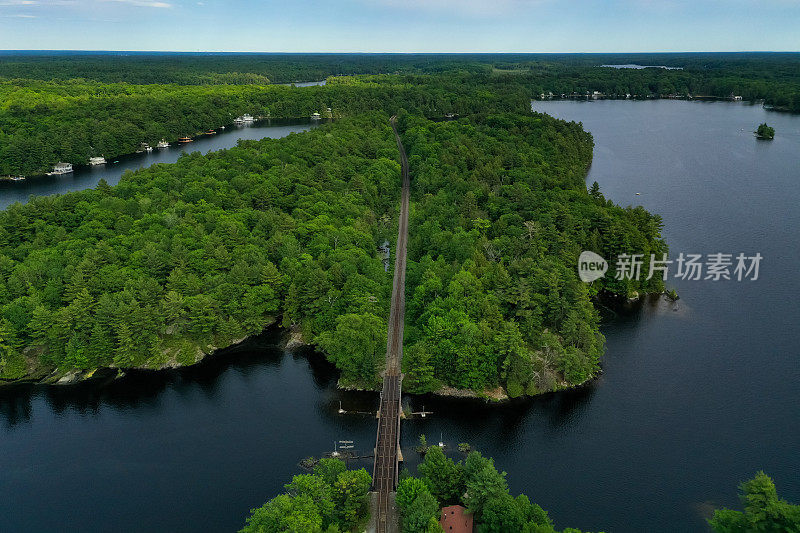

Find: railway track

[371,116,410,533]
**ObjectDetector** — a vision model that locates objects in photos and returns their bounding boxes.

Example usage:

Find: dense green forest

[240,458,373,533]
[0,75,525,176]
[0,105,666,396]
[239,454,799,533]
[2,51,799,89]
[395,446,596,533]
[710,471,800,533]
[1,53,799,176]
[239,450,595,533]
[0,114,401,383]
[0,52,493,85]
[399,113,665,395]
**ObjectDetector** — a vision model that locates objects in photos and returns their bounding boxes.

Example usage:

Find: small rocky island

[756,122,775,139]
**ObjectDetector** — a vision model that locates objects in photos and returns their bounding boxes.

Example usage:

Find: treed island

[2,53,800,533]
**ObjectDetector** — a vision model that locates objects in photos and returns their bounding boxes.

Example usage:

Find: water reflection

[0,328,296,427]
[0,392,33,428]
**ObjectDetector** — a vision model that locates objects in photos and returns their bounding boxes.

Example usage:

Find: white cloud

[101,0,172,7]
[368,0,548,16]
[1,0,80,5]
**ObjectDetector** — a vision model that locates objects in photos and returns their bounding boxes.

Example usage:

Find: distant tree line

[2,53,800,175]
[0,76,525,176]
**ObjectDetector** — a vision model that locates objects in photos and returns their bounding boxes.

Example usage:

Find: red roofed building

[439,505,473,533]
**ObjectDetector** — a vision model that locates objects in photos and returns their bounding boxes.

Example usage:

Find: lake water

[1,100,799,532]
[600,64,683,70]
[0,119,316,210]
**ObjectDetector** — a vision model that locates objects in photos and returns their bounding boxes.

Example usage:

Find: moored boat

[89,156,107,165]
[178,136,193,143]
[157,139,170,148]
[47,162,73,176]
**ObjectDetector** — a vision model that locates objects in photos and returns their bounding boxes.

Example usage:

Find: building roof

[439,505,473,533]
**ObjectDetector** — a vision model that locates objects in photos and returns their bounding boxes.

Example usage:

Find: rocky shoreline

[2,306,629,401]
[0,334,253,389]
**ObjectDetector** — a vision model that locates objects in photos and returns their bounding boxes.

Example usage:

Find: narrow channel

[0,119,317,210]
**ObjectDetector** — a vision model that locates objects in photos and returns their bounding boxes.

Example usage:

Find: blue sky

[0,0,798,52]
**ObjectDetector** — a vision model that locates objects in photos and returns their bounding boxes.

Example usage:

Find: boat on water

[140,142,153,152]
[47,162,73,176]
[234,113,255,124]
[205,129,216,135]
[177,136,193,143]
[157,139,170,148]
[10,176,25,182]
[89,156,107,166]
[311,112,321,120]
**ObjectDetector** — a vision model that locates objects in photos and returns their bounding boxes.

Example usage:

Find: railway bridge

[368,116,410,533]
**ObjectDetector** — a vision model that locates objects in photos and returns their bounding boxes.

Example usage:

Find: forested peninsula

[0,93,666,398]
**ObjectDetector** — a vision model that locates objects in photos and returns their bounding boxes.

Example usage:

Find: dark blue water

[0,119,315,209]
[1,100,799,532]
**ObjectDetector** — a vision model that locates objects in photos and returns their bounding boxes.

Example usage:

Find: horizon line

[1,49,799,55]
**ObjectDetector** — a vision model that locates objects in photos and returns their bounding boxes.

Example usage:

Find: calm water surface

[0,119,315,210]
[1,100,799,532]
